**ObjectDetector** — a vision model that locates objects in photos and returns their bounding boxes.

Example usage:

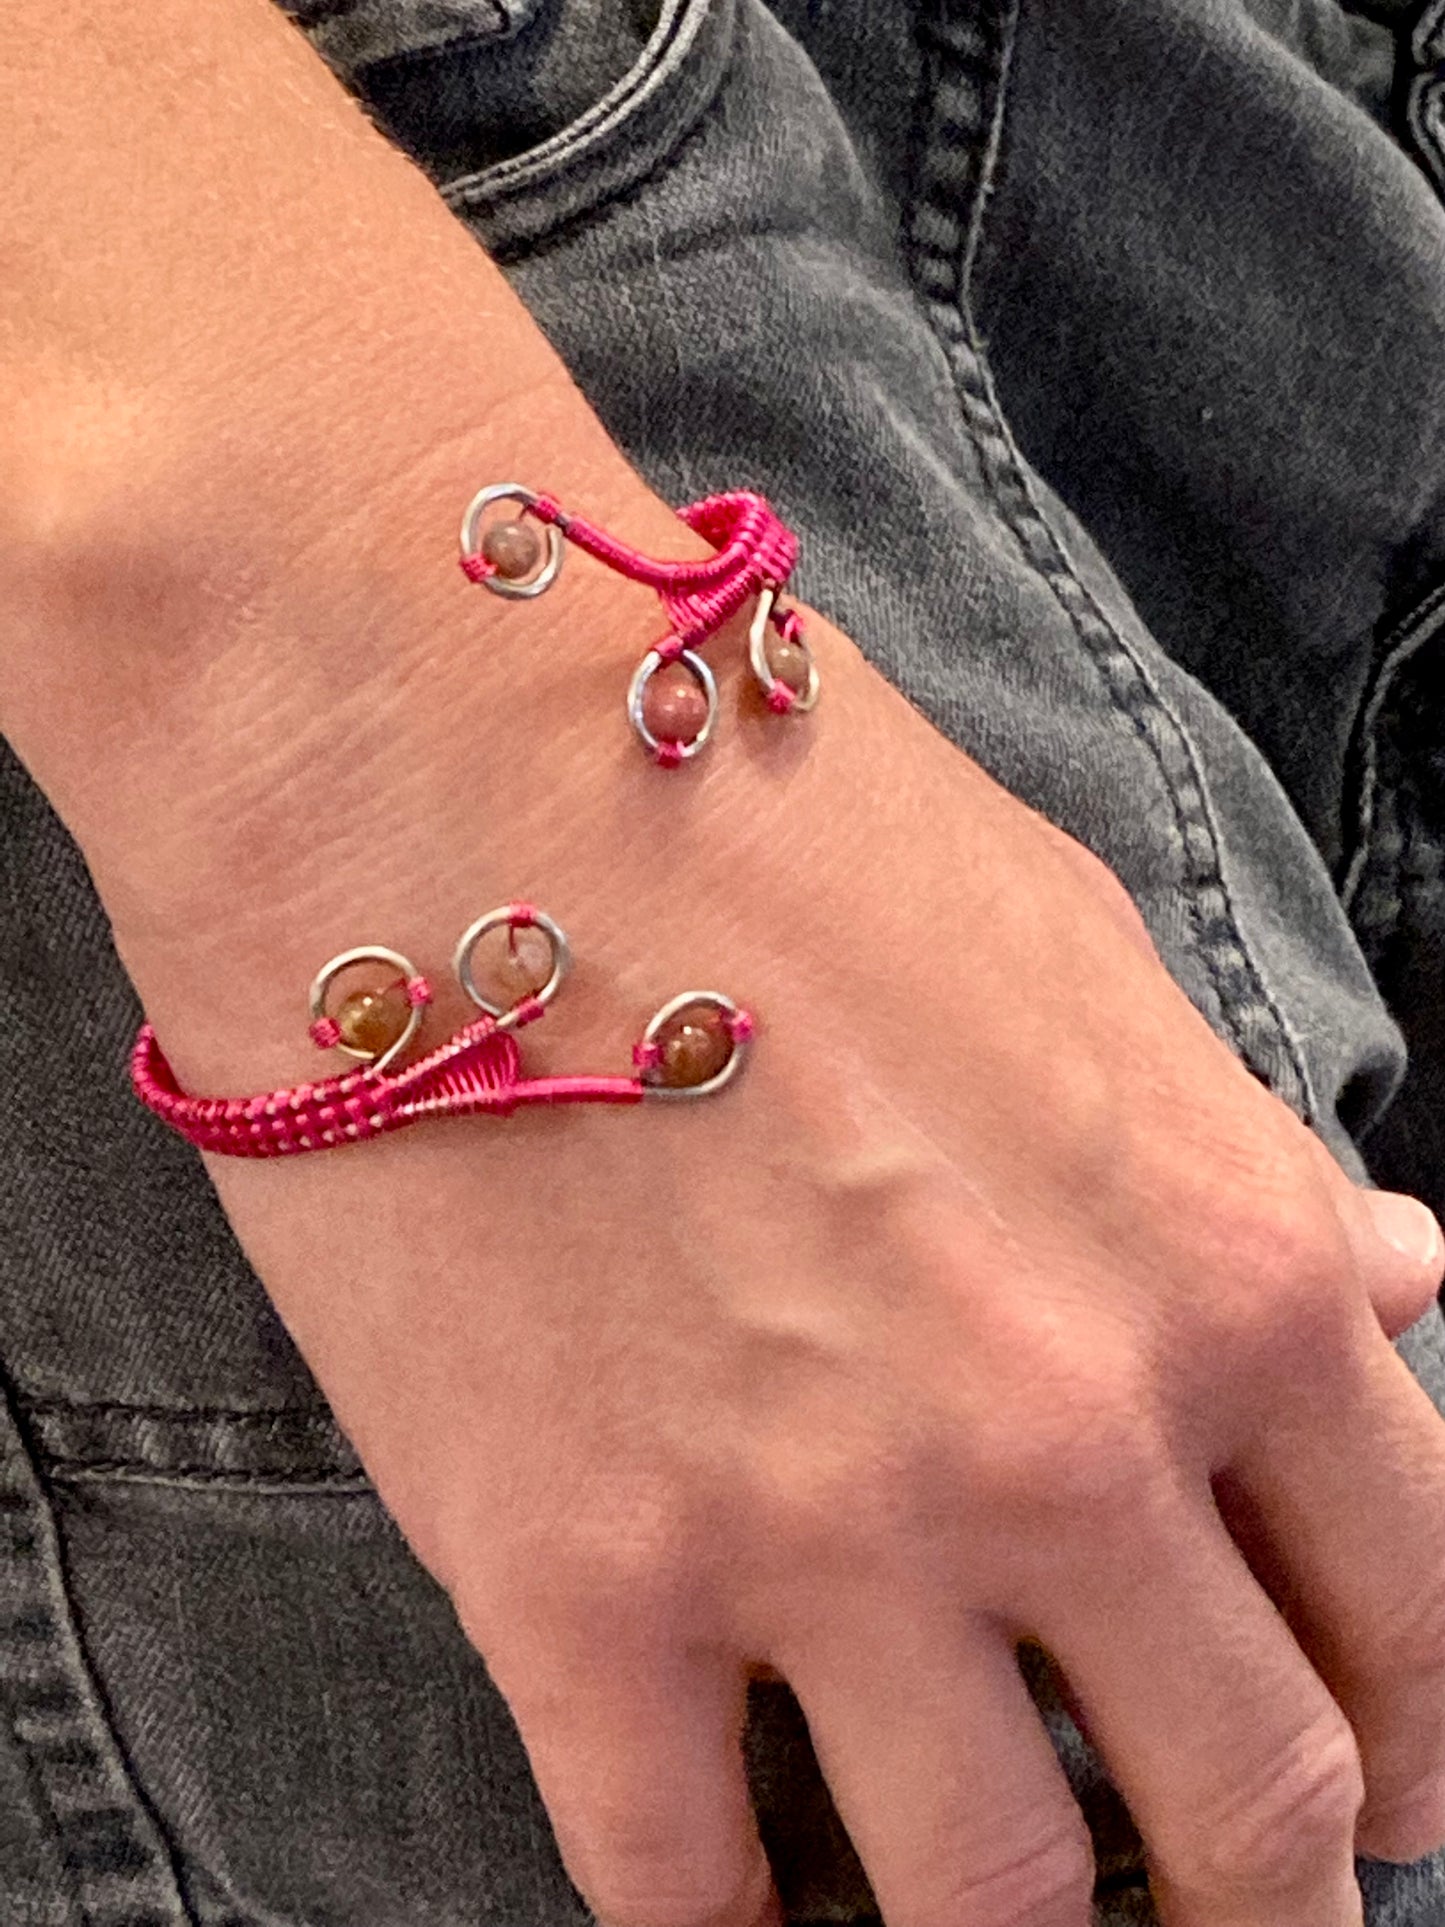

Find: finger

[1216,1332,1445,1863]
[1349,1187,1445,1339]
[776,1585,1094,1927]
[1033,1493,1366,1927]
[492,1640,782,1927]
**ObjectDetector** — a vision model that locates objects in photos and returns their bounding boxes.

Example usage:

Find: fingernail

[1366,1191,1444,1268]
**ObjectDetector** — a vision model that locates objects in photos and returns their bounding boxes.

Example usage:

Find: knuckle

[749,1432,904,1574]
[966,1353,1169,1530]
[923,1820,1094,1927]
[1184,1716,1364,1895]
[1195,1179,1357,1368]
[535,1483,699,1637]
[1232,1189,1339,1303]
[746,1356,1167,1581]
[551,1543,692,1644]
[462,1518,700,1671]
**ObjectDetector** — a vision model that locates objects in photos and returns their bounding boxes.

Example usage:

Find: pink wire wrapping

[132,983,756,1156]
[131,488,791,1155]
[132,999,646,1159]
[458,488,806,747]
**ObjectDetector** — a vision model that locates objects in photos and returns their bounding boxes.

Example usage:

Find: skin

[5,5,1445,1924]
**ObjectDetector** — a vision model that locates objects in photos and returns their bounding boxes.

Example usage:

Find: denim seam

[904,0,1314,1119]
[445,82,724,266]
[41,1464,374,1494]
[1403,0,1445,190]
[18,1397,362,1488]
[437,0,736,260]
[21,1398,339,1426]
[1341,578,1445,990]
[0,1374,197,1927]
[1340,573,1445,922]
[1412,0,1445,69]
[1355,767,1407,971]
[1406,72,1445,193]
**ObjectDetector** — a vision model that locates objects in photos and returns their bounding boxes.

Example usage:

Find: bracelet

[131,483,796,1155]
[458,483,816,764]
[131,902,754,1158]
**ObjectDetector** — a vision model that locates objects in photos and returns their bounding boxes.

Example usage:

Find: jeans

[3,1,1445,1920]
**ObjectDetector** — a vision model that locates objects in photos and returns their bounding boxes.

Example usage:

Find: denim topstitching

[905,0,1316,1123]
[437,0,734,251]
[1,1378,196,1927]
[1341,570,1445,926]
[16,1397,363,1488]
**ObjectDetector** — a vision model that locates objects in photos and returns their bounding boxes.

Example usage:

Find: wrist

[108,660,861,1103]
[17,439,905,1097]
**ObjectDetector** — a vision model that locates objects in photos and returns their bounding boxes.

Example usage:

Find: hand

[10,3,1441,1918]
[94,578,1445,1927]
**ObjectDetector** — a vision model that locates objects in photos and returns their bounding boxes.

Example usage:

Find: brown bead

[480,517,544,581]
[491,926,553,1003]
[766,635,813,695]
[641,661,710,745]
[336,983,409,1057]
[653,1003,732,1088]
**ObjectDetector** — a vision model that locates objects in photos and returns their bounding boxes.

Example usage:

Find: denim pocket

[307,0,738,258]
[434,0,734,255]
[1,1344,595,1927]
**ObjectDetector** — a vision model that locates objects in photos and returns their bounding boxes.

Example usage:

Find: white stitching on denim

[905,0,1316,1120]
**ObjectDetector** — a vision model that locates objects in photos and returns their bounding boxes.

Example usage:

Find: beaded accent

[131,905,753,1158]
[458,483,813,763]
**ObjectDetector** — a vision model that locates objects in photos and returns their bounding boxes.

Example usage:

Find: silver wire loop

[459,482,564,599]
[308,945,426,1074]
[626,648,719,760]
[639,991,751,1100]
[453,906,572,1028]
[748,586,819,712]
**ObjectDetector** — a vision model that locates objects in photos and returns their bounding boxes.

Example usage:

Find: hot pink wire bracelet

[131,903,754,1158]
[458,483,816,764]
[132,484,792,1155]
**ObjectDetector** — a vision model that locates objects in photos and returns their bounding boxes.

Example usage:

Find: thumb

[1351,1188,1445,1338]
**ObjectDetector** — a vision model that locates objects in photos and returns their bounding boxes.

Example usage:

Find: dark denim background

[4,2,1445,1920]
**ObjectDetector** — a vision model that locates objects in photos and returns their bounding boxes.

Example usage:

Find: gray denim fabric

[5,1,1445,1921]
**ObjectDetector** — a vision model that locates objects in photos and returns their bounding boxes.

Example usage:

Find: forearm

[0,0,656,543]
[1,0,940,1105]
[0,0,695,775]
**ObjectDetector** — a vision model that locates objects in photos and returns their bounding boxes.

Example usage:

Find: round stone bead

[652,1003,733,1088]
[766,634,813,696]
[480,517,544,581]
[336,983,409,1057]
[488,926,554,1003]
[641,661,710,746]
